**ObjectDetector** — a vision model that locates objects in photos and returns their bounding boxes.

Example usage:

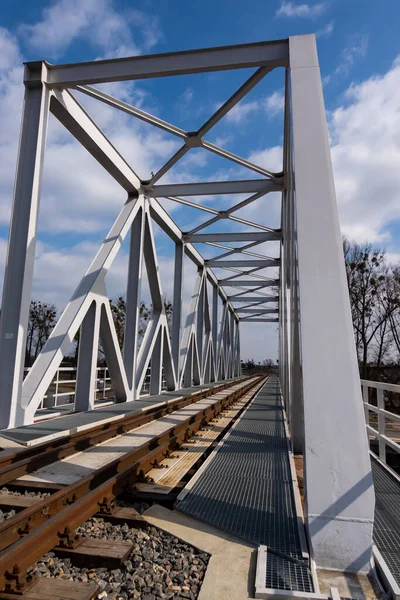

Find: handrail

[361,379,400,467]
[23,365,166,414]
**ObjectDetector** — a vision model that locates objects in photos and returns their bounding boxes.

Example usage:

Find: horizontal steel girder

[239,318,279,322]
[147,179,281,197]
[185,232,281,243]
[41,39,289,87]
[219,280,279,287]
[206,259,278,268]
[228,296,279,303]
[236,308,279,314]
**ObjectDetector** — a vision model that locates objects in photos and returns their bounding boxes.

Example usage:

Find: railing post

[55,368,60,407]
[362,385,369,428]
[377,388,386,464]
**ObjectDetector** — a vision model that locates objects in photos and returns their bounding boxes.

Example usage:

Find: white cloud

[0,27,22,70]
[265,91,284,117]
[3,2,400,365]
[248,146,283,174]
[387,252,400,266]
[224,91,284,124]
[334,34,369,77]
[225,100,260,123]
[317,20,335,37]
[276,1,327,18]
[330,56,400,243]
[19,0,161,59]
[0,28,24,230]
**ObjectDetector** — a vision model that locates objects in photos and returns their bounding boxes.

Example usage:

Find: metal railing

[361,379,400,466]
[24,366,166,415]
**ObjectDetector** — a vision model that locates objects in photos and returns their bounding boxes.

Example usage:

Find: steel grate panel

[371,458,400,586]
[177,377,313,592]
[266,554,313,593]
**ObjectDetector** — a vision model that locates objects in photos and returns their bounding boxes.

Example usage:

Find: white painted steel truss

[0,39,285,430]
[0,34,377,575]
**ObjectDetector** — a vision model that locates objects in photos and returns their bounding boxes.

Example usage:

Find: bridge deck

[372,456,400,588]
[0,378,243,447]
[176,376,313,593]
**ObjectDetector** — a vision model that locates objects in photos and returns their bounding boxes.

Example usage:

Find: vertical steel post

[377,388,386,463]
[0,63,50,429]
[123,205,144,394]
[212,284,218,376]
[229,310,235,378]
[172,242,184,380]
[75,301,101,411]
[286,115,304,453]
[197,279,205,383]
[149,327,163,395]
[289,34,374,572]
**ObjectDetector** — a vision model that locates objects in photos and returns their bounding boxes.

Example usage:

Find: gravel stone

[0,486,50,498]
[28,504,209,600]
[0,487,50,520]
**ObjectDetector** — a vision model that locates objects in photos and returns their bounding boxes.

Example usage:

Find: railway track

[0,375,265,598]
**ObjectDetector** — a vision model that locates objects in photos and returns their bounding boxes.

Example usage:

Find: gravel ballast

[0,486,50,521]
[28,513,210,600]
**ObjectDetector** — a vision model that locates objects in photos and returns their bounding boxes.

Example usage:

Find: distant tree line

[242,239,400,381]
[241,358,277,375]
[343,238,400,378]
[25,296,173,368]
[25,239,400,382]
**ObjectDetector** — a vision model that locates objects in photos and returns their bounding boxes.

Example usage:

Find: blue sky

[1,0,400,361]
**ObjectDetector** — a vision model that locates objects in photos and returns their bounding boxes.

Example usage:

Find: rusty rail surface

[0,377,251,487]
[0,376,265,592]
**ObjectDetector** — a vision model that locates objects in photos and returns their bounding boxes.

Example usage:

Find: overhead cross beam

[44,39,289,87]
[236,308,279,314]
[206,259,278,268]
[229,296,279,303]
[185,232,281,243]
[148,179,281,197]
[220,280,279,287]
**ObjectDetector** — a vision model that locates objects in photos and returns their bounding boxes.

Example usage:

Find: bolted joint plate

[185,133,204,148]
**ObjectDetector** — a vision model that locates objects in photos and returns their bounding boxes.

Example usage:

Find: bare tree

[109,296,150,350]
[386,265,400,360]
[109,296,173,351]
[343,239,399,376]
[25,300,57,367]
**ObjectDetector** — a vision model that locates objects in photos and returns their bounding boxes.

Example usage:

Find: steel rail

[0,376,264,592]
[0,377,249,480]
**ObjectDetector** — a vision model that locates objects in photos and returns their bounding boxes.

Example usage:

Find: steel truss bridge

[0,33,399,597]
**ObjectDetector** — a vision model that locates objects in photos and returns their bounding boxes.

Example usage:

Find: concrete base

[317,569,378,600]
[143,504,258,600]
[308,516,374,573]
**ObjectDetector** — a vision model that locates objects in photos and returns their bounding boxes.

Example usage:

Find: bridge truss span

[0,34,378,577]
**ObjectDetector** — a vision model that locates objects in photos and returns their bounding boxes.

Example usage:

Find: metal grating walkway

[372,457,400,587]
[177,376,313,592]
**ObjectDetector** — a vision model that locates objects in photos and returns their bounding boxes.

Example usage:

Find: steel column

[0,64,50,429]
[289,34,374,573]
[123,206,145,392]
[172,242,184,377]
[75,301,101,412]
